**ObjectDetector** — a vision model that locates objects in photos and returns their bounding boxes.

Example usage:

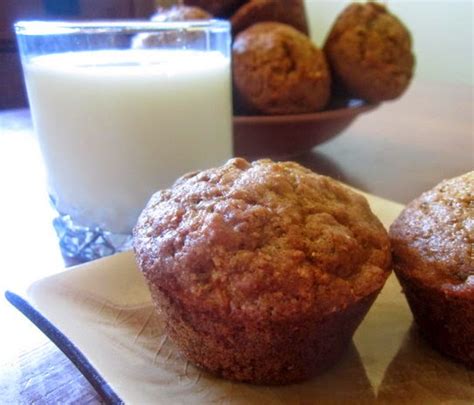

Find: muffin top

[233,22,330,114]
[324,2,414,102]
[390,172,474,292]
[134,159,391,322]
[132,5,212,49]
[231,0,309,36]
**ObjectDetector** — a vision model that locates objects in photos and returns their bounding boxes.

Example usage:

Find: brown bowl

[233,98,378,160]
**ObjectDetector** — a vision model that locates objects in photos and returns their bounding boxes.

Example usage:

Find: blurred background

[1,0,473,109]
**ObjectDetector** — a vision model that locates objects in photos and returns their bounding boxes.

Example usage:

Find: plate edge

[4,290,123,405]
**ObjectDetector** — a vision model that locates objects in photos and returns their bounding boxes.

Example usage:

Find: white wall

[305,0,474,85]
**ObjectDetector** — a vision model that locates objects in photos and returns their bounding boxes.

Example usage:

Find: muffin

[132,5,212,49]
[231,0,309,36]
[389,172,474,368]
[233,23,331,115]
[324,2,415,102]
[134,158,392,384]
[183,0,247,18]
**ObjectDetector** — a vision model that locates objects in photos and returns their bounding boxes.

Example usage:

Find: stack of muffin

[146,1,415,115]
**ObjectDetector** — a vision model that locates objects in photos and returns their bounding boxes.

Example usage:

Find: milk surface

[25,50,232,233]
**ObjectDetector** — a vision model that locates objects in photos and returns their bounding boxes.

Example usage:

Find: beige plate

[9,191,474,404]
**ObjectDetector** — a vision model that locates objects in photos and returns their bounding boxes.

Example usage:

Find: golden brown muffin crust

[134,158,391,322]
[390,171,474,291]
[324,2,414,102]
[233,23,331,114]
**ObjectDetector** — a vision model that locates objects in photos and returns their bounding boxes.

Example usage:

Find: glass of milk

[15,20,232,262]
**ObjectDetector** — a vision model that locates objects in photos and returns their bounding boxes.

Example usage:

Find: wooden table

[0,80,472,403]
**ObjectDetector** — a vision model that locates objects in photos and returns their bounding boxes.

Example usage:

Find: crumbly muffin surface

[134,159,391,321]
[324,2,414,102]
[232,22,330,114]
[390,172,474,290]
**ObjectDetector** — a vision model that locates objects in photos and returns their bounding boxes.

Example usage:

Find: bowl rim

[234,99,379,124]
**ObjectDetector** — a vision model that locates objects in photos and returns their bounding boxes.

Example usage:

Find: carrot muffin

[132,5,212,48]
[390,172,474,368]
[324,2,414,102]
[231,0,309,36]
[134,158,392,384]
[233,23,331,115]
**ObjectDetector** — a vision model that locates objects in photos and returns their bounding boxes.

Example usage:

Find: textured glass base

[53,214,132,263]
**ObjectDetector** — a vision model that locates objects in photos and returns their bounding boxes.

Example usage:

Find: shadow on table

[205,342,377,404]
[377,324,474,403]
[275,342,376,404]
[292,149,370,192]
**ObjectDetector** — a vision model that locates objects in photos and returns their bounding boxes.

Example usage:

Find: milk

[24,50,232,234]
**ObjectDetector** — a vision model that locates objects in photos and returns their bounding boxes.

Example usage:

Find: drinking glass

[15,20,232,262]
